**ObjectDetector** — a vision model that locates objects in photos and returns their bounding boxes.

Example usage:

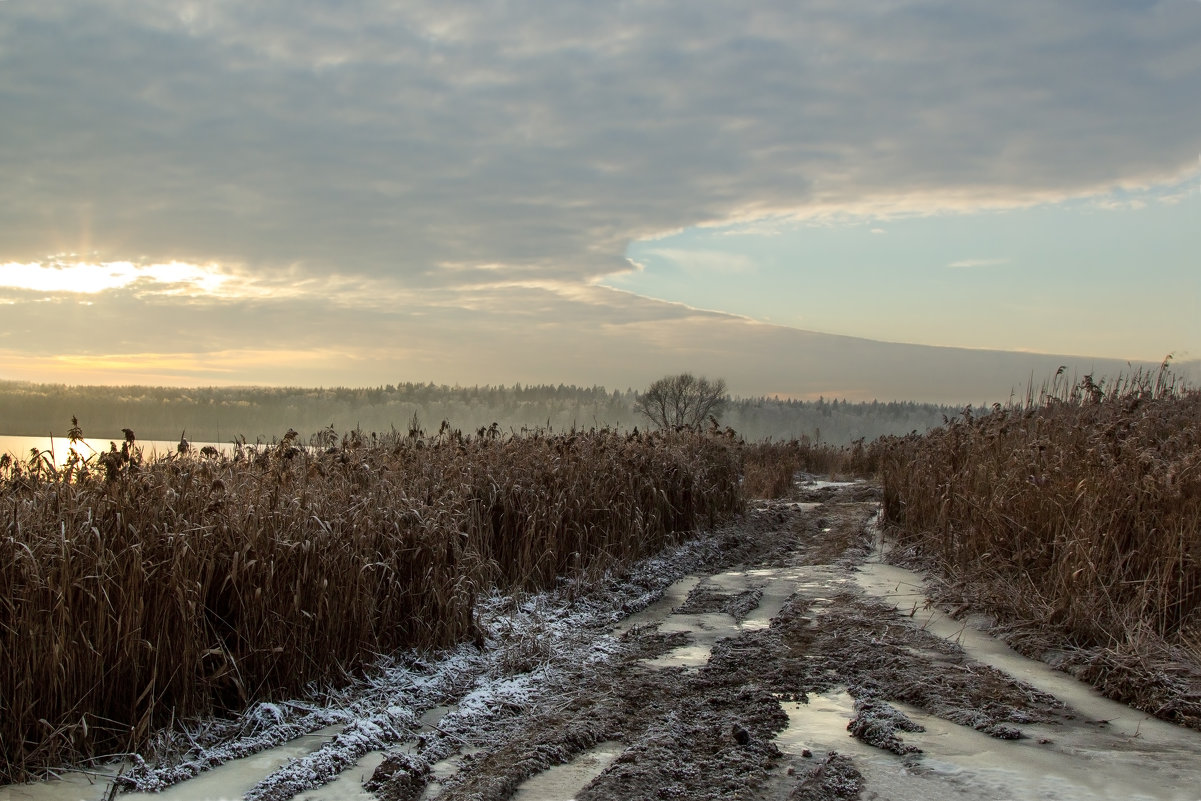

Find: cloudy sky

[1,1,1198,402]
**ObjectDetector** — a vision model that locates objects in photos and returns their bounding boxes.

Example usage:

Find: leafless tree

[634,373,728,431]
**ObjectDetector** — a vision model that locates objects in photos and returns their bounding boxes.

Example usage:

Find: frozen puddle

[779,690,1201,801]
[827,554,1201,800]
[801,479,864,491]
[0,771,116,801]
[416,746,484,800]
[855,558,1194,741]
[510,741,624,801]
[297,749,386,801]
[0,725,347,801]
[645,610,741,667]
[114,724,345,801]
[0,706,460,801]
[615,575,701,633]
[617,571,734,667]
[625,566,850,670]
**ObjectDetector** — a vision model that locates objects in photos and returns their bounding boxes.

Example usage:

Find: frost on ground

[365,485,1075,801]
[115,528,724,799]
[788,751,863,801]
[673,585,764,621]
[98,481,1152,801]
[845,697,925,755]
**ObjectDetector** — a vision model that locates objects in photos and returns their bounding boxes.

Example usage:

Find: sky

[1,1,1198,403]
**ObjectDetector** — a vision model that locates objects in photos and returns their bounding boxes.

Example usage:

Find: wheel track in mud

[367,482,1070,801]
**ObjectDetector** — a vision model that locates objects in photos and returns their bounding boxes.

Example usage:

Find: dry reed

[878,366,1201,725]
[740,437,882,498]
[0,425,742,783]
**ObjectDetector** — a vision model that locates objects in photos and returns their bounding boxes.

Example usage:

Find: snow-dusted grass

[115,530,723,798]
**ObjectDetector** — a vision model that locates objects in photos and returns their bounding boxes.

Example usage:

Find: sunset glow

[0,260,230,296]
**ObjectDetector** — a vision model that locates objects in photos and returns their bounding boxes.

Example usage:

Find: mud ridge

[368,483,902,800]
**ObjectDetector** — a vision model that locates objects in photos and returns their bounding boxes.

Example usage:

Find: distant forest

[0,380,973,445]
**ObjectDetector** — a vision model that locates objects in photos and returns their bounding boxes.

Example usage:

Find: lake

[0,434,234,468]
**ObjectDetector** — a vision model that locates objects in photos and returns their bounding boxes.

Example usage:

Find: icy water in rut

[5,487,1200,801]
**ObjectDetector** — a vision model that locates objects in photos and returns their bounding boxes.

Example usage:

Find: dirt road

[5,480,1200,801]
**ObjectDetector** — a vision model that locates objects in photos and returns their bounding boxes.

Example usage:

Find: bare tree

[634,373,728,431]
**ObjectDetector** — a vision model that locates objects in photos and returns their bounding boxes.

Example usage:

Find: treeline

[725,395,970,443]
[0,380,967,444]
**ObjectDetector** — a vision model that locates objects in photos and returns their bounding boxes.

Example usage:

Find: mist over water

[0,382,966,446]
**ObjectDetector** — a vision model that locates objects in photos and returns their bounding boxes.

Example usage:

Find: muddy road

[4,480,1200,801]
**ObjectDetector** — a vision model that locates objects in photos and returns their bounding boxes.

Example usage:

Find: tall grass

[0,425,742,783]
[879,367,1201,724]
[740,437,882,498]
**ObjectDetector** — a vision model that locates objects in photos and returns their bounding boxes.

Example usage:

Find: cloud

[3,1,1199,282]
[1,1,1199,394]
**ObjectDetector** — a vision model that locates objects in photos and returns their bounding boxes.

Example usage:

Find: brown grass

[0,425,742,783]
[878,366,1201,726]
[740,437,882,498]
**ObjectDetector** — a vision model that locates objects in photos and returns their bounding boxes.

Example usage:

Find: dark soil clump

[845,697,924,754]
[788,751,864,800]
[577,681,788,801]
[676,586,765,621]
[363,753,430,801]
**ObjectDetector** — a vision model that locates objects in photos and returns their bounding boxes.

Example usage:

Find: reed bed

[0,425,742,783]
[879,368,1201,725]
[740,438,882,498]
